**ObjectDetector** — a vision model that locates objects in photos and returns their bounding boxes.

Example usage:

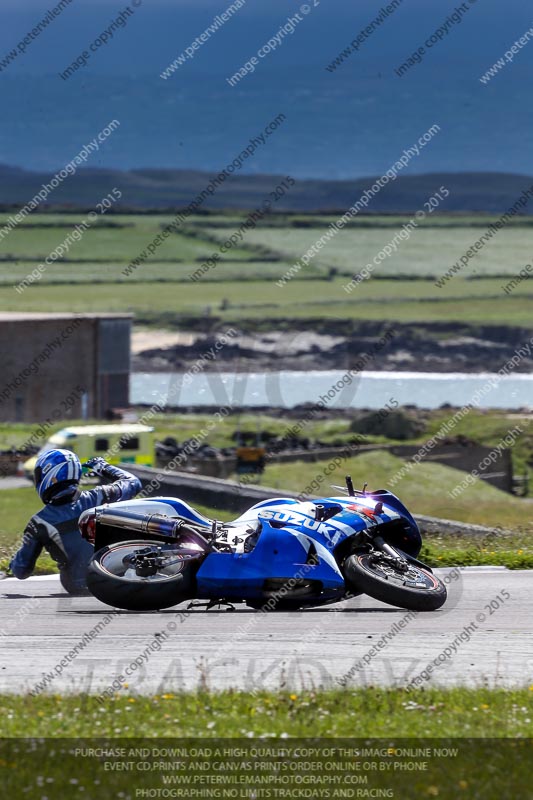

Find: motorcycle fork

[367,533,434,574]
[364,532,410,573]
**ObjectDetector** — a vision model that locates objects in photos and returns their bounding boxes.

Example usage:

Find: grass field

[0,214,531,327]
[0,260,295,284]
[209,224,533,278]
[0,217,252,263]
[0,278,531,326]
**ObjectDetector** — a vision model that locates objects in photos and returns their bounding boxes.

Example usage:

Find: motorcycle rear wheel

[87,539,200,611]
[343,552,447,611]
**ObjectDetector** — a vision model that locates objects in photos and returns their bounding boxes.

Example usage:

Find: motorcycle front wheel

[87,539,201,611]
[343,552,447,611]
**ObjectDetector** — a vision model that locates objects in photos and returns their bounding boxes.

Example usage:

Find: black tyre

[87,539,201,611]
[343,552,447,611]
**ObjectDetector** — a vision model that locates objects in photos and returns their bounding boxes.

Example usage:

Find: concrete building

[0,313,132,422]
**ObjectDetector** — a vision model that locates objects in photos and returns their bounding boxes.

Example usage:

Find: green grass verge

[1,690,532,799]
[1,688,532,737]
[419,531,533,569]
[1,410,530,572]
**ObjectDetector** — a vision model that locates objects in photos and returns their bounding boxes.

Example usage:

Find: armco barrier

[125,464,294,514]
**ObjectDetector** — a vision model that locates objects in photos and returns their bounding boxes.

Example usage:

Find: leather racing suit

[9,464,142,594]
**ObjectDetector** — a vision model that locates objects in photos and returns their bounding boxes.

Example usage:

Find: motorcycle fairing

[195,518,346,601]
[235,497,401,549]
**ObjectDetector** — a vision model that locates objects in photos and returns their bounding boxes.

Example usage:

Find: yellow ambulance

[23,424,154,479]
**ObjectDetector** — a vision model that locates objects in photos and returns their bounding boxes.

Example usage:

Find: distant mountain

[0,165,532,213]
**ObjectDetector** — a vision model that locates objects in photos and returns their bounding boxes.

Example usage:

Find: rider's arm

[9,520,43,579]
[80,459,142,508]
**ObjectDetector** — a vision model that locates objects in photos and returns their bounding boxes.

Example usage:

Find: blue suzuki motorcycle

[80,477,447,612]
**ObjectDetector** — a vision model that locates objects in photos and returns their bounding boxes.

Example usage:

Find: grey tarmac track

[0,477,32,490]
[0,569,531,695]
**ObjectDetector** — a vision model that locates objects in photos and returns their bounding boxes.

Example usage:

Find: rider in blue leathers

[9,449,142,594]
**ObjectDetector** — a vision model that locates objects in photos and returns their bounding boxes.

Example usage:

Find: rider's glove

[84,457,110,476]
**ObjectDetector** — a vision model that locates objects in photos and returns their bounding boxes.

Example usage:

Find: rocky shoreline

[132,322,533,375]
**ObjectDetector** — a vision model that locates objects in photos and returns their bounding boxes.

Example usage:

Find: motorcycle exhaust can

[96,508,186,538]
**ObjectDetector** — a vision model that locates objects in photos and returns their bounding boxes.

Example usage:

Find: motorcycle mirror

[330,484,370,496]
[330,484,349,494]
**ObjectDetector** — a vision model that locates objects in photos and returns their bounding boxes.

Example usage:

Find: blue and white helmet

[34,448,82,504]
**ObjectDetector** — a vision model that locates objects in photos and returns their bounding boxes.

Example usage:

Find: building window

[119,436,139,451]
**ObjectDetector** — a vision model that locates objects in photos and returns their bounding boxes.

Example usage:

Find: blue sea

[131,371,533,410]
[0,0,532,178]
[1,71,532,180]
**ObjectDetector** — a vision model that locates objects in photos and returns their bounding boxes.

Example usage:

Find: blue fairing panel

[196,520,345,600]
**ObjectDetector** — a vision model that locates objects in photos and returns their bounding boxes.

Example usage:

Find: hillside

[1,167,533,213]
